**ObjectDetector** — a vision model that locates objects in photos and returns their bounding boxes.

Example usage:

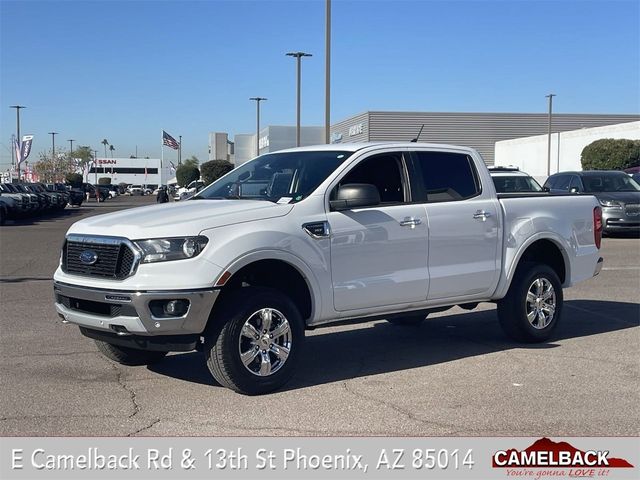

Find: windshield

[195,150,354,203]
[582,174,640,193]
[492,175,542,193]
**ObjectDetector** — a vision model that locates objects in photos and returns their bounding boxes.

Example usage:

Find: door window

[552,175,571,191]
[411,151,480,202]
[569,176,584,192]
[334,152,406,204]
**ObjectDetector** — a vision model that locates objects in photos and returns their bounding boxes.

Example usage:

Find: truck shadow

[148,299,639,390]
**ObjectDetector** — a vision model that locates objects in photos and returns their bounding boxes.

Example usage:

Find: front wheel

[497,262,563,343]
[205,287,304,395]
[94,340,168,366]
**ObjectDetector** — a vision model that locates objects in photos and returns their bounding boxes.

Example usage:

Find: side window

[335,152,406,204]
[554,175,571,191]
[412,151,480,202]
[569,176,584,192]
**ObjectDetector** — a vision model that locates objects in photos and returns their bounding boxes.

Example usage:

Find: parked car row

[488,166,640,234]
[0,182,82,225]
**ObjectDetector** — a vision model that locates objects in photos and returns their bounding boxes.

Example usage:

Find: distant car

[544,170,640,234]
[127,185,143,196]
[488,166,543,193]
[174,180,205,201]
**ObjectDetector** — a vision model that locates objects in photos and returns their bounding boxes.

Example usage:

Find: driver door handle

[399,217,422,228]
[473,210,492,221]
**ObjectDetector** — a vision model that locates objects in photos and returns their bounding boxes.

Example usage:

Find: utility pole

[286,52,312,147]
[93,149,98,186]
[10,105,25,181]
[545,93,556,177]
[325,0,331,144]
[49,132,58,181]
[249,97,267,157]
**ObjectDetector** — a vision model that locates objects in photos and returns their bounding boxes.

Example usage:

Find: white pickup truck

[54,143,604,394]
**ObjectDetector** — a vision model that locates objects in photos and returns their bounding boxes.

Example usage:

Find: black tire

[387,313,427,326]
[497,262,563,343]
[205,287,304,395]
[94,340,168,366]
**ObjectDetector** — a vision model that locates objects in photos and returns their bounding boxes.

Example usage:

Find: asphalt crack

[108,363,140,419]
[128,418,160,437]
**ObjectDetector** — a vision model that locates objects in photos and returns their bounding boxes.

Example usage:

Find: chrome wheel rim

[238,308,292,376]
[525,277,556,329]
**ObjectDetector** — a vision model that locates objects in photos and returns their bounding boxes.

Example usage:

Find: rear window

[412,151,480,202]
[492,175,542,193]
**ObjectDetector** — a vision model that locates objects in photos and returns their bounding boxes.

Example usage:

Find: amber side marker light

[215,271,232,287]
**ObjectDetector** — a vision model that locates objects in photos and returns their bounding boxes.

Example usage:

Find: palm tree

[109,144,115,158]
[101,139,109,158]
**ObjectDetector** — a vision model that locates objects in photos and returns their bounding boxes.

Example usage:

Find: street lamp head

[10,105,26,109]
[286,52,312,58]
[249,97,267,101]
[48,132,58,135]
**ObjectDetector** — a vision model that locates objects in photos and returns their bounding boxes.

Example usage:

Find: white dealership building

[87,157,169,186]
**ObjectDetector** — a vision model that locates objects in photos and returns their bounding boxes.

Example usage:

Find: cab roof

[275,142,478,154]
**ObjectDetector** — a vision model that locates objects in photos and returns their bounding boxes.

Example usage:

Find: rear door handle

[399,217,422,228]
[473,210,492,221]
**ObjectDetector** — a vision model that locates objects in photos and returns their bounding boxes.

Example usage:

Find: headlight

[134,236,209,263]
[598,199,622,209]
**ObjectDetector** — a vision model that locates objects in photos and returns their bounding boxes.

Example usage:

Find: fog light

[163,300,189,316]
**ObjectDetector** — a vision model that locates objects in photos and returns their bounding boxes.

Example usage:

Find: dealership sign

[349,123,364,136]
[492,438,633,469]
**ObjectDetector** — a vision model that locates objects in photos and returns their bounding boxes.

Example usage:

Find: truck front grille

[62,237,138,279]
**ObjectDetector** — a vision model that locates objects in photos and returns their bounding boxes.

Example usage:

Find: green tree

[176,164,200,187]
[581,139,640,171]
[98,177,112,185]
[201,160,234,185]
[65,173,83,187]
[70,146,94,176]
[101,139,109,158]
[182,155,199,169]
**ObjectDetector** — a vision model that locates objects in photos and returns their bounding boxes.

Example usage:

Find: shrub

[65,173,83,187]
[176,165,200,187]
[98,177,112,185]
[201,160,234,185]
[581,139,640,171]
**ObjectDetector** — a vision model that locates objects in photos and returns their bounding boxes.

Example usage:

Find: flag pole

[161,130,164,186]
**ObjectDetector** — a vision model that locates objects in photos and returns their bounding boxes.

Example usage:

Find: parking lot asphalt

[1,195,638,437]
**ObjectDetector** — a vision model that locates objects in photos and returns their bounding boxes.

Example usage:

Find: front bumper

[53,281,220,336]
[602,209,640,232]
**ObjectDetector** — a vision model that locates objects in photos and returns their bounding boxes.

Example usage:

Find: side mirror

[570,187,580,194]
[542,186,550,192]
[330,183,381,211]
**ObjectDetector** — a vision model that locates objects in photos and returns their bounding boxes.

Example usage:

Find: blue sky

[1,0,639,168]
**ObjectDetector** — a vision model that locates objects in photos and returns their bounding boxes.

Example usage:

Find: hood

[592,191,640,204]
[68,199,294,239]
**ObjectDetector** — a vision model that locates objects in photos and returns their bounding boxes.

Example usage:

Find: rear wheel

[205,287,304,395]
[94,340,168,366]
[497,262,563,343]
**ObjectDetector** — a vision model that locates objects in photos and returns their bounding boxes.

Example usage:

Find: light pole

[68,139,75,160]
[49,132,58,181]
[249,97,267,157]
[179,135,182,164]
[93,149,98,186]
[325,0,331,144]
[286,52,312,147]
[10,105,26,180]
[545,93,556,177]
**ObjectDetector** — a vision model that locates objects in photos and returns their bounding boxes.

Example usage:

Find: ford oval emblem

[79,250,98,265]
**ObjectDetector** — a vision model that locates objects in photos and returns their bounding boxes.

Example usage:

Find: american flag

[162,130,179,150]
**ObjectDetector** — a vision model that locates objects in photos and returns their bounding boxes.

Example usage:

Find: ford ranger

[53,143,604,394]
